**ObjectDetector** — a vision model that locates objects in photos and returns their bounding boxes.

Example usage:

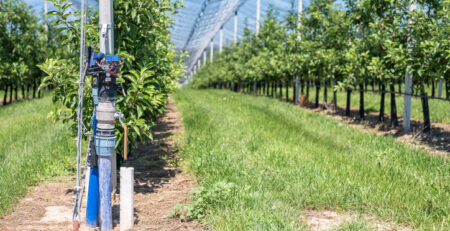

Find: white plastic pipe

[120,167,134,231]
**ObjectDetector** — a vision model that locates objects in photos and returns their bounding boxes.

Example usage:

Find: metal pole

[297,0,302,40]
[210,40,214,63]
[403,0,416,132]
[98,0,114,230]
[256,0,260,35]
[295,0,303,104]
[234,11,238,43]
[44,0,48,33]
[220,27,223,53]
[203,50,207,65]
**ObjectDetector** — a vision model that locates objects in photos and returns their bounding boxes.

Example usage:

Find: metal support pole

[98,0,114,230]
[295,78,300,104]
[203,50,207,65]
[295,0,303,104]
[403,0,416,132]
[297,0,302,40]
[256,0,260,35]
[44,0,48,33]
[438,77,444,98]
[234,11,238,43]
[210,40,214,63]
[219,27,223,53]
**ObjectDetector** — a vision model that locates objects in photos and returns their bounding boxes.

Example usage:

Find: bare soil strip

[0,99,204,231]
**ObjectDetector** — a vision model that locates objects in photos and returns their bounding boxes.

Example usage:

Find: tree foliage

[38,0,185,153]
[190,0,449,131]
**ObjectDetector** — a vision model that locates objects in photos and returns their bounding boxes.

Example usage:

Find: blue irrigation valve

[105,55,120,64]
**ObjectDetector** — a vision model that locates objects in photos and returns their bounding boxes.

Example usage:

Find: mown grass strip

[0,96,76,217]
[174,89,449,230]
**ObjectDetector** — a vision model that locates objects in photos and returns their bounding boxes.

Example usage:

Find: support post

[220,27,223,53]
[120,167,134,231]
[256,0,260,35]
[234,11,238,43]
[210,40,214,63]
[98,0,114,230]
[44,0,48,33]
[438,77,443,98]
[203,50,207,65]
[403,0,416,132]
[297,0,302,40]
[295,77,300,104]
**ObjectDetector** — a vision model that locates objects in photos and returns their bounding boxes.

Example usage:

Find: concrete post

[256,0,260,35]
[203,50,207,65]
[210,40,214,63]
[234,11,238,43]
[220,27,223,53]
[297,0,302,40]
[438,77,443,98]
[120,167,134,231]
[403,0,416,132]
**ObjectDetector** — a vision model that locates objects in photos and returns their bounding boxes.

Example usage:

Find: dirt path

[0,99,204,231]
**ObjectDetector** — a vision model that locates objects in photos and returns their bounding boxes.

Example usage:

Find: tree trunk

[14,85,18,101]
[371,80,375,91]
[285,80,289,102]
[26,84,30,99]
[279,81,282,98]
[359,83,364,120]
[301,80,305,95]
[292,79,296,102]
[21,85,25,99]
[398,79,402,93]
[420,82,431,133]
[2,85,8,105]
[33,80,37,98]
[9,84,13,104]
[345,88,351,116]
[379,83,385,122]
[333,80,337,112]
[431,80,435,98]
[323,80,328,108]
[446,80,449,99]
[315,80,320,108]
[390,84,398,127]
[306,81,310,99]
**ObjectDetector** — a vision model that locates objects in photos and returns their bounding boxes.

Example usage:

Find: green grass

[266,85,450,124]
[174,89,449,230]
[0,96,76,217]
